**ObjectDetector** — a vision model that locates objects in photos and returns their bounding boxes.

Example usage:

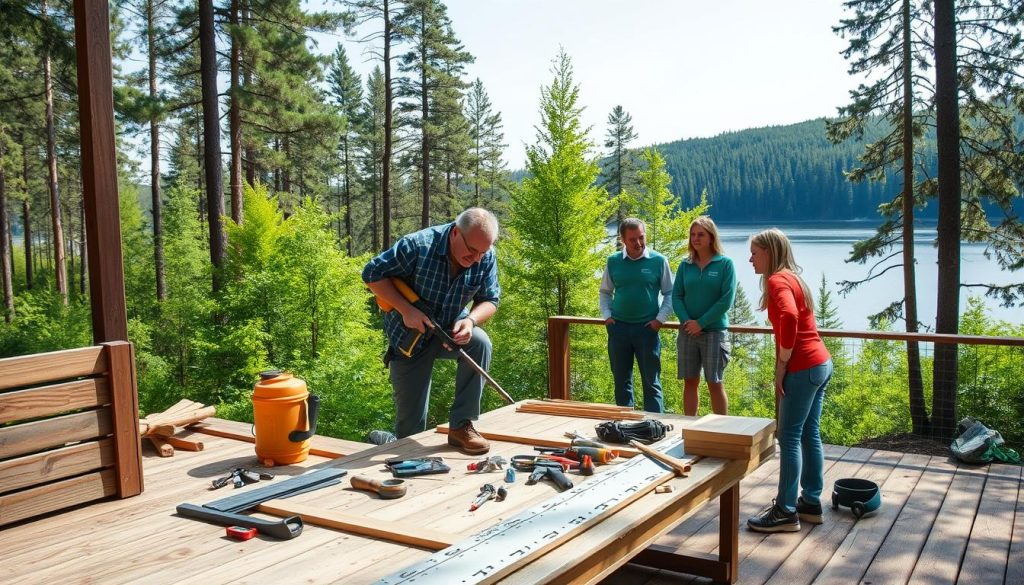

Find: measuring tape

[376,435,685,585]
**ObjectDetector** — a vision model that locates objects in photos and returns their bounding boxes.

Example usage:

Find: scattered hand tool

[525,459,574,492]
[178,467,347,540]
[469,483,497,511]
[511,454,579,471]
[495,484,509,502]
[564,430,610,450]
[579,454,595,476]
[211,467,275,490]
[385,457,450,478]
[629,440,693,477]
[467,455,507,473]
[226,526,258,541]
[504,468,516,483]
[350,475,407,499]
[374,277,514,404]
[535,446,619,464]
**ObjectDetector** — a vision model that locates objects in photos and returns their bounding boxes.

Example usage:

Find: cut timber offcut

[139,399,215,457]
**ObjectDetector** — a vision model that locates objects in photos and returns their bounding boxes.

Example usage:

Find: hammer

[350,475,407,499]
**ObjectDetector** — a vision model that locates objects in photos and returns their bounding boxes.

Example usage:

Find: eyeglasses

[457,229,487,257]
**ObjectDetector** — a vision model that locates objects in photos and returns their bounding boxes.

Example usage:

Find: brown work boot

[448,421,489,455]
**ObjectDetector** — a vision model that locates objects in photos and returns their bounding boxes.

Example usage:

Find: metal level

[376,436,685,585]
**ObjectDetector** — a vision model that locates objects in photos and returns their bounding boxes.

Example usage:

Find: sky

[318,0,859,168]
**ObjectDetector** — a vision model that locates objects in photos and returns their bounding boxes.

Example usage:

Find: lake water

[716,222,1021,330]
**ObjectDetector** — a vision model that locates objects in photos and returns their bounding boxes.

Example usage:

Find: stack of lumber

[681,414,775,459]
[515,399,645,421]
[139,399,215,456]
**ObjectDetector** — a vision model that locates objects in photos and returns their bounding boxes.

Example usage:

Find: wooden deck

[1,417,1020,584]
[604,444,1024,585]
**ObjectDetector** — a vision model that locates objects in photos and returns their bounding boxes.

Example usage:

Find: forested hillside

[657,118,929,222]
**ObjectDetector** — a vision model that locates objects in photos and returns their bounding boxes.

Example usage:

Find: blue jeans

[607,320,664,413]
[388,327,491,438]
[776,360,832,513]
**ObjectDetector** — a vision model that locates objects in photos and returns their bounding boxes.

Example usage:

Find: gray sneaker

[747,500,800,533]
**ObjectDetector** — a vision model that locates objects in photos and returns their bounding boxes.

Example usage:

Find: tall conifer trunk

[932,0,961,440]
[0,137,14,322]
[418,5,430,228]
[148,0,165,301]
[21,150,32,288]
[42,0,67,304]
[382,0,393,247]
[229,0,243,224]
[199,0,226,293]
[901,0,926,436]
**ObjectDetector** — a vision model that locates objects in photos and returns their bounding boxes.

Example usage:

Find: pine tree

[395,0,473,227]
[328,44,364,255]
[602,105,637,225]
[626,147,707,268]
[504,50,613,317]
[829,0,929,434]
[465,78,508,210]
[357,68,386,253]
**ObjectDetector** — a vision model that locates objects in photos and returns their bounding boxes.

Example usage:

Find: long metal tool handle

[456,347,514,404]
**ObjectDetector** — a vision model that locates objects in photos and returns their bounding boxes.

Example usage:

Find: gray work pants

[389,327,491,438]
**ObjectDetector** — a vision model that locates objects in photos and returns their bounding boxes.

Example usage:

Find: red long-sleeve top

[766,271,830,373]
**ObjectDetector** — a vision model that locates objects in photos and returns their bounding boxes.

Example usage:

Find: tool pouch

[385,456,450,478]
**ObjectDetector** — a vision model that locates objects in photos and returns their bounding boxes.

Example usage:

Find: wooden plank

[778,451,926,585]
[681,414,776,445]
[859,455,958,585]
[0,469,117,527]
[190,417,372,458]
[0,438,116,494]
[908,466,988,584]
[0,346,106,391]
[257,499,460,550]
[0,408,113,459]
[683,433,774,459]
[74,0,128,343]
[957,463,1023,584]
[104,341,142,497]
[0,377,110,425]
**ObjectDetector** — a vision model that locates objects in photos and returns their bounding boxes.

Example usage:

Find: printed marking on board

[375,435,685,585]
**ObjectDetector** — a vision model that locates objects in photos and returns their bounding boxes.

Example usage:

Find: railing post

[104,341,143,497]
[547,317,570,399]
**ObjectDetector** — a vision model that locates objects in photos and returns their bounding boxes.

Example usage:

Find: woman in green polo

[672,216,737,415]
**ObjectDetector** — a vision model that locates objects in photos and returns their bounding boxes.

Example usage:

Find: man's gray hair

[618,217,645,238]
[456,208,499,240]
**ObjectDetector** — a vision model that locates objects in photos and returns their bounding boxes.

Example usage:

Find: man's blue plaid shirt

[362,222,500,356]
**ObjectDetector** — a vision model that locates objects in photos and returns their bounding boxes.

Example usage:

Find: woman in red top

[747,228,833,533]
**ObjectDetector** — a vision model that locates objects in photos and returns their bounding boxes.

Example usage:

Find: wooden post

[720,483,739,583]
[104,341,143,496]
[73,0,128,344]
[547,316,571,400]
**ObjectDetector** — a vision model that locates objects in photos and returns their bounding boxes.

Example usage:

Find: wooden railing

[0,342,142,527]
[546,315,1024,399]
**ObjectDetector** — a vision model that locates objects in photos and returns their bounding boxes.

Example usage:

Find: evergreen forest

[1,0,1022,448]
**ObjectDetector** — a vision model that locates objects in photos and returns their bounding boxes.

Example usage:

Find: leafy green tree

[602,105,637,225]
[499,50,613,398]
[624,147,707,268]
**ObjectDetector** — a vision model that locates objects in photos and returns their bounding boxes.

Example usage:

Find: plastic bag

[950,417,1020,464]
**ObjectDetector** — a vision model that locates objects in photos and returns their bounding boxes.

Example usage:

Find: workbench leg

[719,483,739,583]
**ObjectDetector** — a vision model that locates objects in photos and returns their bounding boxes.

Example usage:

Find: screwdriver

[469,483,496,511]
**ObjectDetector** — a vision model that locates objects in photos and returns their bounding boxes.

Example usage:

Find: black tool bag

[595,419,673,445]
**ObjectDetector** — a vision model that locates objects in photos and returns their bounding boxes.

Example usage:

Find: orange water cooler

[252,370,320,466]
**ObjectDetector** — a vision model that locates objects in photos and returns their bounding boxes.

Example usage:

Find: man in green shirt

[599,218,674,412]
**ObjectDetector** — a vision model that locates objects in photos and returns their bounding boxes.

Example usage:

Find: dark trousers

[607,320,664,413]
[388,327,492,438]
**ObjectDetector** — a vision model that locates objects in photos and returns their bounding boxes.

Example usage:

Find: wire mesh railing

[547,317,1024,450]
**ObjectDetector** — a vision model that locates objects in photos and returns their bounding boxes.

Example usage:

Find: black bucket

[831,478,881,520]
